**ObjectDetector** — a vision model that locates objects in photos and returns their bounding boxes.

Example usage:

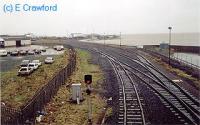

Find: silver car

[18,67,33,76]
[32,60,42,66]
[45,57,54,64]
[20,60,30,67]
[28,63,39,70]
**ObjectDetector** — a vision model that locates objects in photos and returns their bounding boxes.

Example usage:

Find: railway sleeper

[127,114,141,117]
[127,117,142,121]
[127,108,140,111]
[127,111,141,114]
[117,121,124,124]
[126,98,137,101]
[166,105,171,108]
[119,108,124,111]
[125,96,135,99]
[126,121,143,124]
[118,117,124,120]
[119,105,124,108]
[118,114,124,117]
[129,105,140,108]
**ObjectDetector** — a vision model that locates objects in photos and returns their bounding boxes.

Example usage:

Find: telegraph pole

[168,27,172,66]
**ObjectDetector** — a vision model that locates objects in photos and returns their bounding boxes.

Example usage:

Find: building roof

[0,35,31,41]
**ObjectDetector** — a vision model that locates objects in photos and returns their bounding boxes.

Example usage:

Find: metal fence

[1,48,76,125]
[144,48,200,70]
[142,49,199,78]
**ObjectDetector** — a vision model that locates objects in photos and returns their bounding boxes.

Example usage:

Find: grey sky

[0,0,199,36]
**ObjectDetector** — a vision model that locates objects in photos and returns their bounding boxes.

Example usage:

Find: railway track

[117,50,200,113]
[98,50,145,125]
[95,48,200,125]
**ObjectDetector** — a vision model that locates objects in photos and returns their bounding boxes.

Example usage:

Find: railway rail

[97,49,146,125]
[95,48,200,125]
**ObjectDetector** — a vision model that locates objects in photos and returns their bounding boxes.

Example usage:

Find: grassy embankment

[39,49,107,125]
[1,50,69,109]
[148,55,200,89]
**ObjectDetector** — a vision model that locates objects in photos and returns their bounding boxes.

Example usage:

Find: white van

[0,50,8,57]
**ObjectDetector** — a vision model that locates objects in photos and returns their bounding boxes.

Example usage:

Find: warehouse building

[0,35,31,48]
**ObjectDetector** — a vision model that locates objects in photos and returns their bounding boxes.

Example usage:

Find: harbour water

[172,52,200,67]
[81,32,200,68]
[83,33,200,46]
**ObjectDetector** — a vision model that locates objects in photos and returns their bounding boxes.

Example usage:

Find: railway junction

[65,39,200,125]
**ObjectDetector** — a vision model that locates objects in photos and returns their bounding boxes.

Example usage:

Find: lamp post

[168,26,172,66]
[120,32,121,47]
[104,32,105,46]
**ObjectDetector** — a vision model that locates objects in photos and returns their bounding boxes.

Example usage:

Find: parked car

[34,49,41,54]
[0,50,8,57]
[18,67,33,76]
[41,48,46,52]
[20,60,30,67]
[54,45,64,51]
[28,63,38,70]
[56,46,62,51]
[53,45,57,50]
[19,50,27,55]
[10,50,19,56]
[60,45,64,50]
[32,60,42,66]
[45,57,54,64]
[28,50,35,55]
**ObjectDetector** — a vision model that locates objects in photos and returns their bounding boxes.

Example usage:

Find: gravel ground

[88,50,119,125]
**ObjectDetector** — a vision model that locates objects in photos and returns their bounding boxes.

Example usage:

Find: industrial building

[0,35,31,48]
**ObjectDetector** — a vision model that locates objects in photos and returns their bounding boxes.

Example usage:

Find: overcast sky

[0,0,199,36]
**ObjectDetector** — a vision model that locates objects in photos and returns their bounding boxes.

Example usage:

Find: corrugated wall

[4,40,31,47]
[21,40,31,46]
[4,40,16,47]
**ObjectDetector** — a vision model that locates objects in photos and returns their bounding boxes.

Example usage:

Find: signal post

[84,75,92,124]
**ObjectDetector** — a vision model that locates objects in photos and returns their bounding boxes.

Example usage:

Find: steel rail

[97,49,199,125]
[118,50,200,107]
[98,50,146,125]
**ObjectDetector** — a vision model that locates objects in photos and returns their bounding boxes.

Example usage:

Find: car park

[0,50,8,57]
[18,67,33,76]
[28,63,39,70]
[32,60,42,66]
[45,57,54,64]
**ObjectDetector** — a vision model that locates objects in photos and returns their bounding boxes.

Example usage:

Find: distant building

[0,37,5,48]
[160,43,169,49]
[71,33,88,39]
[0,35,31,48]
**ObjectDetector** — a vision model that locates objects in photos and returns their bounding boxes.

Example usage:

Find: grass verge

[150,57,200,89]
[1,50,69,109]
[39,49,106,125]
